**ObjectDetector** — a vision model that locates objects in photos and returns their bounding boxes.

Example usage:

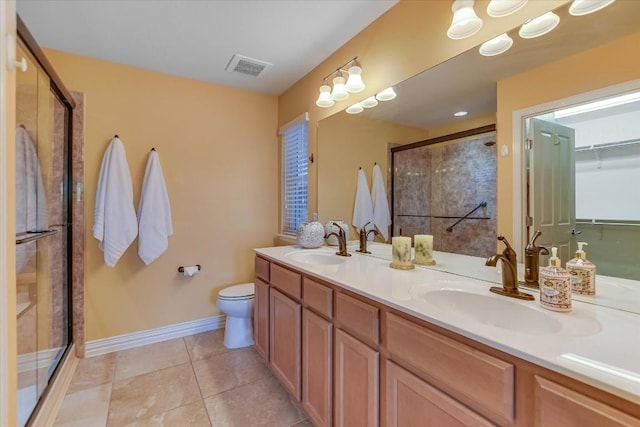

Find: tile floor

[53,329,312,426]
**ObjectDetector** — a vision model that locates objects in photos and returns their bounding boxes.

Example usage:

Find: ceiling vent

[225,54,272,77]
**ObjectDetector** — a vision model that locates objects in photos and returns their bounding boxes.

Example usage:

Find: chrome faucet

[485,235,534,300]
[355,221,379,254]
[522,230,549,288]
[325,222,351,257]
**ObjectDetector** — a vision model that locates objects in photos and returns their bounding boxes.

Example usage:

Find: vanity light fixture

[569,0,616,16]
[361,96,379,108]
[454,111,468,117]
[315,80,335,107]
[345,65,365,93]
[375,87,397,101]
[479,33,513,56]
[447,0,483,40]
[331,72,349,101]
[519,11,560,39]
[486,0,528,18]
[315,57,365,108]
[346,103,364,114]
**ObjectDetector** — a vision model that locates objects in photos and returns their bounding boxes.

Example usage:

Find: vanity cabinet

[302,308,333,427]
[302,278,333,427]
[533,376,640,427]
[254,254,640,427]
[334,328,379,427]
[385,312,514,425]
[253,256,270,361]
[270,288,301,399]
[385,360,493,427]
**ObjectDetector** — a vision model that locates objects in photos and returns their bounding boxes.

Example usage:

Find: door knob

[571,229,582,235]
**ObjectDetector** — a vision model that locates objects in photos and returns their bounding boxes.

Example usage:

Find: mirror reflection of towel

[15,126,48,272]
[372,164,391,241]
[352,168,374,239]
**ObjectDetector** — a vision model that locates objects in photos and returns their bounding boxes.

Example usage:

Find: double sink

[284,247,565,335]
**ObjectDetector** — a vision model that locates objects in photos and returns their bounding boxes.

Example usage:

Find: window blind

[281,117,308,234]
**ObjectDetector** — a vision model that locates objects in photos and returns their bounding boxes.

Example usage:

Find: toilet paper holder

[178,265,201,273]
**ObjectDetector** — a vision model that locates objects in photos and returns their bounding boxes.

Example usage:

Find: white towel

[372,164,391,241]
[15,126,48,272]
[93,137,138,267]
[352,168,374,239]
[137,150,173,265]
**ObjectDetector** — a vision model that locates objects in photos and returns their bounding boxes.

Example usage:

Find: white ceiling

[17,0,398,95]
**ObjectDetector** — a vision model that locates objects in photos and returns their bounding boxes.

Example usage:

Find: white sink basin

[424,289,562,335]
[286,250,347,266]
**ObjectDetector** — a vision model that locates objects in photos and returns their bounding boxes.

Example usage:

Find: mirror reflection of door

[529,91,640,280]
[529,118,576,264]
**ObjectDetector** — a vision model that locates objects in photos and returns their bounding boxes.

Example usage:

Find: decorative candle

[391,236,412,268]
[414,234,435,265]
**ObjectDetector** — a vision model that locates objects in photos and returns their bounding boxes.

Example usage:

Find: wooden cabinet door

[534,376,640,427]
[334,328,379,427]
[254,277,269,361]
[270,288,301,400]
[303,308,333,427]
[385,360,494,427]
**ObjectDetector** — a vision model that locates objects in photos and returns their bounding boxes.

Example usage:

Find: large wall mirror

[317,0,640,313]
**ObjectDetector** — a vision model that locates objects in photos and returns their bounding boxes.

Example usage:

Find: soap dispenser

[539,247,572,312]
[566,242,596,295]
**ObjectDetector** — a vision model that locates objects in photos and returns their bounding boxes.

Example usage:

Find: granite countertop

[254,243,640,405]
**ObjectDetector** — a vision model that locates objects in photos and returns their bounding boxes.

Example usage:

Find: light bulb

[331,75,349,101]
[519,11,560,39]
[569,0,616,16]
[346,103,364,114]
[376,87,397,101]
[315,84,335,108]
[479,33,513,56]
[486,0,528,17]
[361,96,379,108]
[447,0,483,40]
[345,65,365,93]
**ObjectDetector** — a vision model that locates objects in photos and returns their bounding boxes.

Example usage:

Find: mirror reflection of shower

[392,130,497,258]
[527,90,640,280]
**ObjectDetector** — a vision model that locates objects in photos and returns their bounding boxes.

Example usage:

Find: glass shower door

[15,40,71,427]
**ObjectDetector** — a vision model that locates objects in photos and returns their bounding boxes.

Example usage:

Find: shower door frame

[16,15,77,424]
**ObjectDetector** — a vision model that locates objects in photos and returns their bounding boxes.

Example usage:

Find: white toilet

[216,282,255,349]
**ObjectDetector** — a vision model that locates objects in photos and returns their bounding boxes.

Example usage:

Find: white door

[529,118,576,264]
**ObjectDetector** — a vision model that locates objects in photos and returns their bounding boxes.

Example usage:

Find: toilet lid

[219,283,255,300]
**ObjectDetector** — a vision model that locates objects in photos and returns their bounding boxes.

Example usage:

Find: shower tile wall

[393,134,497,258]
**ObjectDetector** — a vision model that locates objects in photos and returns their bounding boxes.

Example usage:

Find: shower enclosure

[15,22,74,426]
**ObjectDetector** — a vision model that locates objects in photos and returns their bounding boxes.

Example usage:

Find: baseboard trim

[85,315,225,358]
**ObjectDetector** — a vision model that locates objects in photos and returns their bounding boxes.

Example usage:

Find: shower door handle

[15,229,58,245]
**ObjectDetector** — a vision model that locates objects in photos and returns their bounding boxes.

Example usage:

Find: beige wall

[278,0,568,217]
[317,113,429,233]
[496,31,640,243]
[44,49,278,341]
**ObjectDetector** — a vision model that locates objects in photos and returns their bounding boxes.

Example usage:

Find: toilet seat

[218,283,255,301]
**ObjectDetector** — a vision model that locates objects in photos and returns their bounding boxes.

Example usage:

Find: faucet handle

[497,235,517,263]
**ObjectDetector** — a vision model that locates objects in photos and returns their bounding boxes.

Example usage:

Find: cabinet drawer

[270,263,301,300]
[386,313,514,423]
[255,256,270,282]
[303,277,333,319]
[386,360,494,427]
[335,292,379,348]
[534,376,640,427]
